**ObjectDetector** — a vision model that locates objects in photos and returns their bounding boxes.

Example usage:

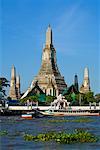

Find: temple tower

[16,75,21,99]
[74,74,79,92]
[9,65,17,99]
[46,24,52,47]
[80,67,91,93]
[21,25,67,99]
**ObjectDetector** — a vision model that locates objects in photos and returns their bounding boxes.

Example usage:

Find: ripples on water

[0,116,100,150]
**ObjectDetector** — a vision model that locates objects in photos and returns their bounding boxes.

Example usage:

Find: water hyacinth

[23,134,36,141]
[23,129,98,144]
[48,117,94,123]
[0,130,8,136]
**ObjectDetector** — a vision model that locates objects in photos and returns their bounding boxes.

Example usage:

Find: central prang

[22,25,67,99]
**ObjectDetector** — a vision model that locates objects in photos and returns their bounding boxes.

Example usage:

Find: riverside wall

[8,106,100,111]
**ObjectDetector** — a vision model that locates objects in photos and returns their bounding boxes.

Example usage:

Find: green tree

[45,95,56,105]
[0,77,9,99]
[95,93,100,103]
[29,95,38,102]
[65,94,72,102]
[65,93,79,106]
[82,92,95,105]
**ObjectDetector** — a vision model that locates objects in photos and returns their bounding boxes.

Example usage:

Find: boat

[40,94,100,117]
[21,110,36,119]
[21,113,33,119]
[40,108,100,116]
[21,109,44,119]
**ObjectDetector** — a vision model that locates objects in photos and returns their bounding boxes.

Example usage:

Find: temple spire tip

[46,24,52,46]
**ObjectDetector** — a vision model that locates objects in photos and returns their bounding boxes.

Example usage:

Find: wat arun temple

[9,25,91,99]
[21,25,67,98]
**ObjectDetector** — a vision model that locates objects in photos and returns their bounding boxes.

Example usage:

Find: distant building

[9,65,21,99]
[80,67,91,93]
[21,25,67,99]
[61,75,79,96]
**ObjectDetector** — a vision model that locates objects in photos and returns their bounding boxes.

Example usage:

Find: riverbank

[2,105,100,111]
[0,105,100,116]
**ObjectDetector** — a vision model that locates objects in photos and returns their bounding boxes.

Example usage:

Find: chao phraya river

[1,116,100,150]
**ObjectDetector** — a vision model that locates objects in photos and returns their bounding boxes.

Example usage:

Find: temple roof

[27,81,45,97]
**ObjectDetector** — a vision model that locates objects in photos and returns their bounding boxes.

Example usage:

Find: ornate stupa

[21,25,67,99]
[9,65,21,99]
[80,67,91,93]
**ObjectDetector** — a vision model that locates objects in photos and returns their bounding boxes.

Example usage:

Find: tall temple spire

[21,26,67,99]
[16,75,21,99]
[80,67,91,93]
[9,65,17,99]
[84,67,89,79]
[83,67,90,88]
[9,65,21,99]
[46,25,52,47]
[16,75,20,85]
[11,65,16,80]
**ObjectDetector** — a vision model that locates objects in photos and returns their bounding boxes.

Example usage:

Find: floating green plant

[48,119,69,123]
[23,129,98,144]
[48,118,94,123]
[23,134,36,141]
[73,118,94,123]
[0,130,8,136]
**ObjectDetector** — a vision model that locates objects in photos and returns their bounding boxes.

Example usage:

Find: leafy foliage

[48,117,94,123]
[65,93,79,105]
[81,92,96,105]
[65,91,97,105]
[23,129,98,143]
[45,95,56,105]
[20,94,55,105]
[0,77,9,99]
[20,91,98,106]
[95,93,100,102]
[0,130,8,136]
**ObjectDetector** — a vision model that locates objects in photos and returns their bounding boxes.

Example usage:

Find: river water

[0,116,100,150]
